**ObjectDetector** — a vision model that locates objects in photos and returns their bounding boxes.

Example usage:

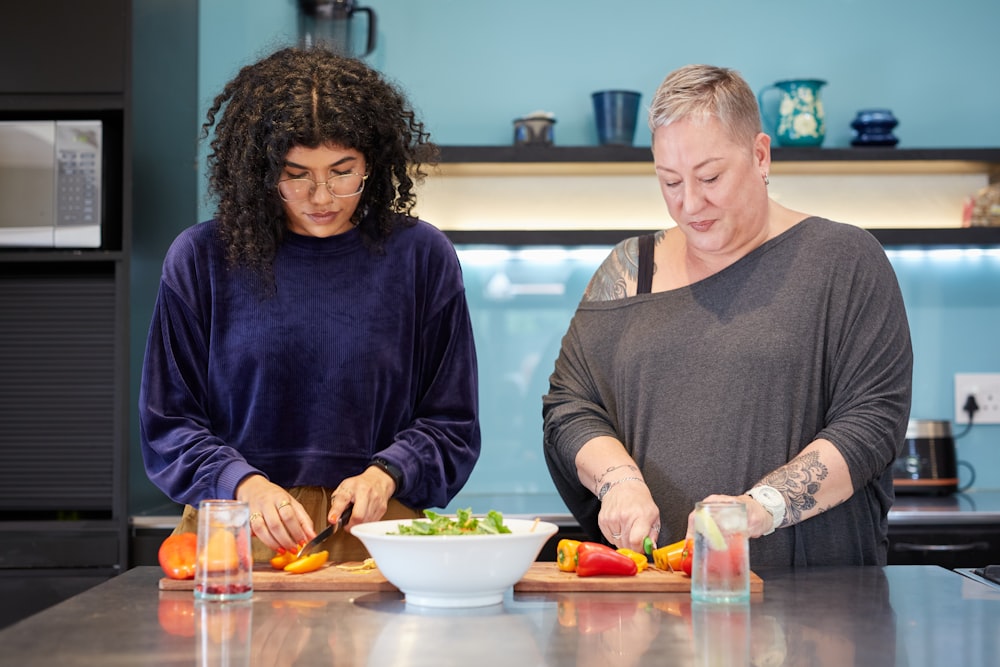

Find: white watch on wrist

[747,485,786,536]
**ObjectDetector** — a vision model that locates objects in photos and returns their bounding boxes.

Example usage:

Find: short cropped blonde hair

[647,64,762,146]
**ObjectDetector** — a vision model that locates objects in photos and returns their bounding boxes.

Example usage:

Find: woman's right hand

[236,474,314,552]
[598,479,661,553]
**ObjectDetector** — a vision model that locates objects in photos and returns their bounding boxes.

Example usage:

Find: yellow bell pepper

[616,548,649,573]
[557,539,581,572]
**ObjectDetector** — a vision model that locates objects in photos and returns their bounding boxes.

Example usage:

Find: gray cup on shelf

[592,90,641,145]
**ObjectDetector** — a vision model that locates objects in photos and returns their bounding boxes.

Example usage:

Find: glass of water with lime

[690,501,750,604]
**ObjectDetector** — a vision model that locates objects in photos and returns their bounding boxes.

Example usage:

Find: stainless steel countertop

[2,565,999,666]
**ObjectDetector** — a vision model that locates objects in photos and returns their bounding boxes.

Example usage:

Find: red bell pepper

[576,542,638,577]
[681,538,694,576]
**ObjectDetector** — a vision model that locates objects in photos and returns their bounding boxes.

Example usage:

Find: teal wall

[130,0,1000,514]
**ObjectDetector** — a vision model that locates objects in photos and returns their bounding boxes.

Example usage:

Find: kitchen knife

[295,503,353,560]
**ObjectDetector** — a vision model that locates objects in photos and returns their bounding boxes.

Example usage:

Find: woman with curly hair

[139,47,481,562]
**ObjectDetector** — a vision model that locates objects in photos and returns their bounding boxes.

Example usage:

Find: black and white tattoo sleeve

[761,451,836,527]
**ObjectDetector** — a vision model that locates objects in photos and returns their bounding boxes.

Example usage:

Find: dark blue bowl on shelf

[851,109,899,147]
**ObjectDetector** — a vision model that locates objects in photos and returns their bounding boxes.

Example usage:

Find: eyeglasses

[276,173,368,201]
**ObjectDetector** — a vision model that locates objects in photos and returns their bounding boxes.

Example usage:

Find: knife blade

[295,503,353,560]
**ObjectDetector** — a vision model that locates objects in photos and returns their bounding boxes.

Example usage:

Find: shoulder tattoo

[762,451,836,527]
[583,237,640,302]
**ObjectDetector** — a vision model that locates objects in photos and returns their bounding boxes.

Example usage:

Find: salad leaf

[392,508,513,535]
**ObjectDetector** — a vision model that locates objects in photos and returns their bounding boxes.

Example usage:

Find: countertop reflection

[2,565,999,666]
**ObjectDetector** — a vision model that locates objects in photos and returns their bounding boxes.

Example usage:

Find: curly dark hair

[201,46,438,276]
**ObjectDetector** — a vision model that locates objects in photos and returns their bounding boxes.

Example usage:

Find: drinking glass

[690,501,750,604]
[194,500,253,601]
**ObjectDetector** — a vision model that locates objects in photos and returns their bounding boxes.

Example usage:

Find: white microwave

[0,120,102,248]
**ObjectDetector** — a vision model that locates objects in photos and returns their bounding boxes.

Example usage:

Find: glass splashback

[444,240,1000,517]
[444,244,610,516]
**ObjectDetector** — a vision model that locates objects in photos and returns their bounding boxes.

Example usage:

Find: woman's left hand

[237,474,314,552]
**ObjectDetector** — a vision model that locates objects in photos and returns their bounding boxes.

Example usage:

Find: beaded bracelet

[597,476,644,502]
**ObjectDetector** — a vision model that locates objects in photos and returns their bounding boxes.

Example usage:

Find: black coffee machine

[298,0,377,57]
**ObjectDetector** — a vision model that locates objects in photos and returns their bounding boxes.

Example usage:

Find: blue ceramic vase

[758,79,827,147]
[851,109,899,147]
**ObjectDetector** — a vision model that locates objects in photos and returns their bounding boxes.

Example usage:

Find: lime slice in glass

[694,507,728,551]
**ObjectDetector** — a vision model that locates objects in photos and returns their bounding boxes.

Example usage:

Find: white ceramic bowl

[351,517,558,608]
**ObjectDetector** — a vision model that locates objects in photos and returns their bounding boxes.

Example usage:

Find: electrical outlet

[954,373,1000,424]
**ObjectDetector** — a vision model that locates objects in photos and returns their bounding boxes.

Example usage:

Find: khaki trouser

[173,486,423,563]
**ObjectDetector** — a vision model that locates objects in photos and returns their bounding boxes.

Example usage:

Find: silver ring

[610,532,622,539]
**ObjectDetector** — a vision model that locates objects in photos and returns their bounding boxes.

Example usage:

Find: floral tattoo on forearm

[761,451,833,527]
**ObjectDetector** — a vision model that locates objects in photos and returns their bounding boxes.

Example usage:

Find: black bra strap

[636,233,655,295]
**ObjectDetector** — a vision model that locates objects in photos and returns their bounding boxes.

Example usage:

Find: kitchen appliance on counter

[892,419,973,495]
[0,119,103,248]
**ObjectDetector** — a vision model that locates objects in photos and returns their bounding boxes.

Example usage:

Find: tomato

[158,532,198,580]
[284,550,328,574]
[681,538,694,577]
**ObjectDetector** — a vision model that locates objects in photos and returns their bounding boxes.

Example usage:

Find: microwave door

[0,121,57,247]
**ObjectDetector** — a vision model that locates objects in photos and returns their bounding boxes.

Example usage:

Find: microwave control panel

[55,120,102,231]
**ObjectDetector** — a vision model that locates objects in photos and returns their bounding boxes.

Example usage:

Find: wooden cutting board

[159,562,396,592]
[513,563,764,593]
[159,562,763,594]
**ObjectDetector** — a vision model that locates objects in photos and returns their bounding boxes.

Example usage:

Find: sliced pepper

[158,532,198,580]
[616,548,649,573]
[557,539,581,572]
[576,542,638,577]
[652,539,687,572]
[284,550,328,574]
[269,547,297,571]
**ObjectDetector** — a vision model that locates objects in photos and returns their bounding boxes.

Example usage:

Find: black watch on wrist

[369,457,403,495]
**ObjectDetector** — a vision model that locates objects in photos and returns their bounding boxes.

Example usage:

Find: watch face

[753,487,783,510]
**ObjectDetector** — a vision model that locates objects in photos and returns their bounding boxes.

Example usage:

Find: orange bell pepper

[269,547,298,570]
[556,539,581,572]
[284,550,328,574]
[158,532,198,580]
[652,538,687,572]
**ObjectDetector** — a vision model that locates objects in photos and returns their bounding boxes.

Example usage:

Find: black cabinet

[0,0,131,630]
[888,525,1000,569]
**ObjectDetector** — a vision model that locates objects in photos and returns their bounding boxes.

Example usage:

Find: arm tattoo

[762,451,834,527]
[593,464,638,494]
[583,237,639,302]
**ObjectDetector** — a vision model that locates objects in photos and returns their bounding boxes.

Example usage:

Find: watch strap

[369,457,403,495]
